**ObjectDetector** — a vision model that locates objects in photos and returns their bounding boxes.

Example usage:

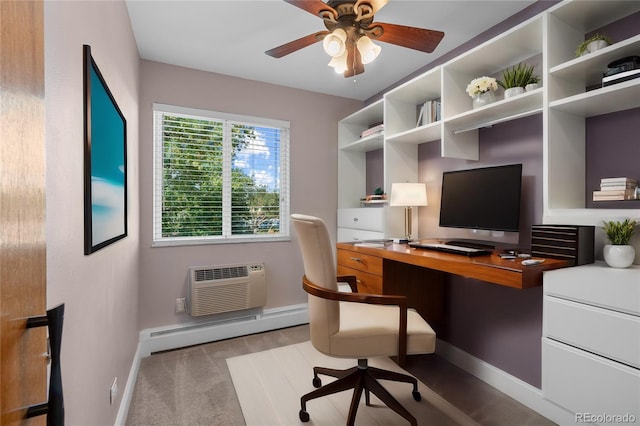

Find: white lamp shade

[328,51,348,74]
[357,36,381,64]
[322,28,347,57]
[389,183,428,207]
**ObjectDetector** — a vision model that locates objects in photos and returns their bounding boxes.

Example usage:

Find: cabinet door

[545,296,640,368]
[543,339,640,422]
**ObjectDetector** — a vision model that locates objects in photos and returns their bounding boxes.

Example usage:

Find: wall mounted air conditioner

[187,263,266,317]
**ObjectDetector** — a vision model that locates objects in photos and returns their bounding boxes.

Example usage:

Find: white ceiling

[126,0,537,101]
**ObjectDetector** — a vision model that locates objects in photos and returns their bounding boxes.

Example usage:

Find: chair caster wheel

[312,377,322,388]
[299,409,310,422]
[413,391,421,401]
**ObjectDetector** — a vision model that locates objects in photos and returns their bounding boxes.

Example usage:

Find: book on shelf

[600,177,637,185]
[416,99,441,127]
[360,123,384,138]
[600,182,638,190]
[593,188,637,201]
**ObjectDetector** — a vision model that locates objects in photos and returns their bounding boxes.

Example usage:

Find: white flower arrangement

[466,76,498,97]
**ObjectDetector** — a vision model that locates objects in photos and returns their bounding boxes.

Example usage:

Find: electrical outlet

[175,298,186,313]
[110,377,118,405]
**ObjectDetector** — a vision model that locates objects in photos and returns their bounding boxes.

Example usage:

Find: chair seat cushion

[327,302,436,358]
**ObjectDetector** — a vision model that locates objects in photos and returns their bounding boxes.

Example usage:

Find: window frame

[152,103,290,246]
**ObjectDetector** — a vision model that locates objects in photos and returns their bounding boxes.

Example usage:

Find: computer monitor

[439,164,522,232]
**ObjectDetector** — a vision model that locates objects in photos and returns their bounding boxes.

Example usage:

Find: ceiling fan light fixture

[322,28,347,57]
[357,35,381,64]
[328,51,348,74]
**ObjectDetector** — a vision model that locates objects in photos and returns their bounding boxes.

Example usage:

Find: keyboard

[408,242,492,256]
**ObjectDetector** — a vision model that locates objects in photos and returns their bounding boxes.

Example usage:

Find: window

[153,103,289,245]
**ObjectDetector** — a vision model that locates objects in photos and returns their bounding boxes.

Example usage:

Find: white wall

[45,1,140,424]
[138,60,361,329]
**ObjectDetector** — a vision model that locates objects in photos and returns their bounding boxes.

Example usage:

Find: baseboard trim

[435,339,574,425]
[115,342,143,426]
[116,304,309,425]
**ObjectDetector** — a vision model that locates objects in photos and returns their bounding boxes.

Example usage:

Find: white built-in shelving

[338,0,640,239]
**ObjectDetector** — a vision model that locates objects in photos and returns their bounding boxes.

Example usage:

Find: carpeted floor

[126,324,555,425]
[227,341,479,425]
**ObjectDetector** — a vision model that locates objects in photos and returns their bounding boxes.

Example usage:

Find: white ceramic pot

[472,91,496,109]
[587,39,609,53]
[504,87,525,98]
[525,83,539,92]
[603,244,636,268]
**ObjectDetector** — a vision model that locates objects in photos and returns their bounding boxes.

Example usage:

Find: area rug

[227,341,480,425]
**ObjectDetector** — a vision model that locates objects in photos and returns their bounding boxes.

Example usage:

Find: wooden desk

[337,242,568,290]
[337,242,569,331]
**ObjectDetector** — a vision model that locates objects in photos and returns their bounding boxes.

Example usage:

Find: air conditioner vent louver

[194,265,249,282]
[188,263,266,317]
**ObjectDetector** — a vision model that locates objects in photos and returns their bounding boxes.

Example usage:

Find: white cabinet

[543,0,640,224]
[337,0,640,240]
[543,263,640,424]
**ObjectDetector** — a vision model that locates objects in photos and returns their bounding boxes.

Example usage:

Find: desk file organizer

[531,225,594,266]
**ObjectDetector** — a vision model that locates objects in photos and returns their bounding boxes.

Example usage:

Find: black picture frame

[83,45,127,254]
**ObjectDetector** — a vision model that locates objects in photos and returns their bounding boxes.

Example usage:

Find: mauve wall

[418,115,545,387]
[138,60,361,330]
[45,1,140,424]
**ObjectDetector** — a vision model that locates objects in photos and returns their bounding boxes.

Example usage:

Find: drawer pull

[350,257,364,263]
[353,217,358,222]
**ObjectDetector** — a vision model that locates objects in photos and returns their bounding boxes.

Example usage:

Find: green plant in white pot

[576,34,612,57]
[498,63,535,98]
[602,218,637,268]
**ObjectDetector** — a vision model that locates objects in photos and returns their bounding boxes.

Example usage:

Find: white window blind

[153,103,290,245]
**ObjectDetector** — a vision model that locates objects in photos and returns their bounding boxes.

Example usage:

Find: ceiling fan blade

[343,43,365,78]
[265,31,328,58]
[284,0,337,19]
[372,22,444,53]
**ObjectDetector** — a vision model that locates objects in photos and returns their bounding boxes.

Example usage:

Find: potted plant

[576,34,612,57]
[602,218,637,268]
[498,63,535,98]
[525,74,540,92]
[466,76,498,109]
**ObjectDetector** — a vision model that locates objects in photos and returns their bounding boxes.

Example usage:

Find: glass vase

[472,91,495,109]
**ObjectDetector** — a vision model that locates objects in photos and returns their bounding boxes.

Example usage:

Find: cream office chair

[291,214,436,426]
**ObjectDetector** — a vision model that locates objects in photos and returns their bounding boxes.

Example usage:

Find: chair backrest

[290,214,340,354]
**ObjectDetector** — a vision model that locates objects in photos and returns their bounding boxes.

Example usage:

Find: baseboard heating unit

[188,263,266,317]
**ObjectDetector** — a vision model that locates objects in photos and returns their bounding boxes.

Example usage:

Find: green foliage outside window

[160,114,281,239]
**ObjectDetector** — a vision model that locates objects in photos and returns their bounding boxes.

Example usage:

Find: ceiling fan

[265,0,444,78]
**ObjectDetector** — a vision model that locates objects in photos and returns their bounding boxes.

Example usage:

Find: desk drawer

[338,265,383,295]
[545,296,640,368]
[337,227,385,243]
[337,249,383,276]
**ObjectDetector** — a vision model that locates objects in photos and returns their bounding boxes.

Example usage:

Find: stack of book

[416,99,441,126]
[593,177,638,201]
[360,123,384,138]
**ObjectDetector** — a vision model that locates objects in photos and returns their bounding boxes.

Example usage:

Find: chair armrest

[336,275,358,292]
[303,275,409,366]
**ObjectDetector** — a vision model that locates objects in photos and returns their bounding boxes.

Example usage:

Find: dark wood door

[0,1,47,424]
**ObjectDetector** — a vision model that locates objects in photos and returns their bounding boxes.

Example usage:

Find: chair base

[299,359,421,426]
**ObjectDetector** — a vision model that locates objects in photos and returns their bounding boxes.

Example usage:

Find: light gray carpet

[227,340,479,425]
[126,325,556,425]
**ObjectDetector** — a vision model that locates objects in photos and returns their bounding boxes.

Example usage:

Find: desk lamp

[390,183,428,243]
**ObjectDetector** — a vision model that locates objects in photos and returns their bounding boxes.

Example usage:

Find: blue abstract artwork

[84,45,127,254]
